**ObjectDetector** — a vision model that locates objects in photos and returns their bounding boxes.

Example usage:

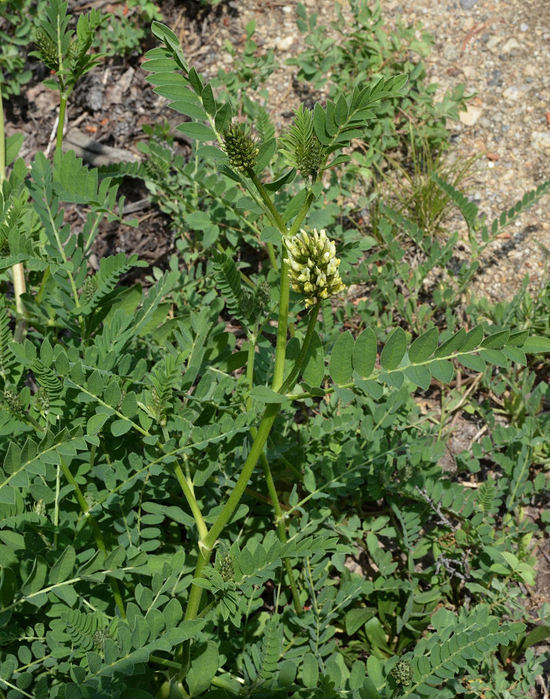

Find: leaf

[404,365,431,390]
[200,84,216,116]
[345,607,374,635]
[111,419,132,437]
[264,168,297,192]
[429,359,454,384]
[176,122,216,141]
[49,546,76,585]
[366,654,384,688]
[353,328,377,377]
[301,653,319,689]
[186,641,219,696]
[481,329,510,349]
[302,331,324,386]
[313,103,330,145]
[249,386,289,404]
[523,335,550,354]
[409,327,438,363]
[168,98,207,121]
[87,413,109,435]
[461,324,484,351]
[380,328,407,371]
[435,328,467,358]
[0,530,25,550]
[456,353,486,373]
[329,331,354,384]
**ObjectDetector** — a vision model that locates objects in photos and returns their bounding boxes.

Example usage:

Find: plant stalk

[172,462,208,541]
[56,93,68,153]
[183,304,320,623]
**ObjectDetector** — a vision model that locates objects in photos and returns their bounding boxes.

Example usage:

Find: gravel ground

[181,0,550,303]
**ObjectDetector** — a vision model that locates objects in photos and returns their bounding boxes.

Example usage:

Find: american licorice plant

[0,10,549,699]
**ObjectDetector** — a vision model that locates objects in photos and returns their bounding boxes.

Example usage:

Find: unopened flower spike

[222,122,259,173]
[284,228,345,308]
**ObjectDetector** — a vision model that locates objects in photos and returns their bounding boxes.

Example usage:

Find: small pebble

[459,105,483,126]
[520,23,528,32]
[87,87,104,112]
[460,0,479,8]
[443,45,459,61]
[501,38,522,54]
[503,85,521,101]
[276,36,294,51]
[532,131,550,149]
[486,36,501,51]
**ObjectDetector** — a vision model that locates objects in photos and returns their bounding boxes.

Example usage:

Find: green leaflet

[329,331,354,384]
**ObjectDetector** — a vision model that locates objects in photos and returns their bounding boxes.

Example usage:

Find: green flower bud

[222,123,259,173]
[3,389,25,420]
[295,134,323,179]
[390,659,412,687]
[253,280,272,318]
[82,275,98,303]
[34,28,61,72]
[218,552,234,582]
[284,228,345,308]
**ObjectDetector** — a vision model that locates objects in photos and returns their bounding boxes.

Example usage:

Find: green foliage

[0,4,548,699]
[97,0,163,58]
[31,0,106,92]
[0,0,42,97]
[289,0,469,163]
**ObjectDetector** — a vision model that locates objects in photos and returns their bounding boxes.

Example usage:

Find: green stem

[279,302,320,394]
[150,655,181,670]
[288,190,315,237]
[35,267,51,305]
[248,325,300,610]
[172,463,208,542]
[184,401,281,624]
[248,171,287,234]
[59,456,126,619]
[56,93,68,153]
[184,304,320,622]
[272,258,290,392]
[245,330,257,411]
[246,328,301,608]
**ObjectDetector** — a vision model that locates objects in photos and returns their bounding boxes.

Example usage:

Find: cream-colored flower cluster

[285,228,345,308]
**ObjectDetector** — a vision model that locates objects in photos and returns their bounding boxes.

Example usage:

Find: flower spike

[285,228,345,308]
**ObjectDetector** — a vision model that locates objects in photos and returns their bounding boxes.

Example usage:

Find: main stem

[56,92,68,153]
[183,304,320,622]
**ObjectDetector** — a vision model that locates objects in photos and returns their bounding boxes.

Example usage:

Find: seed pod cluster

[390,659,412,687]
